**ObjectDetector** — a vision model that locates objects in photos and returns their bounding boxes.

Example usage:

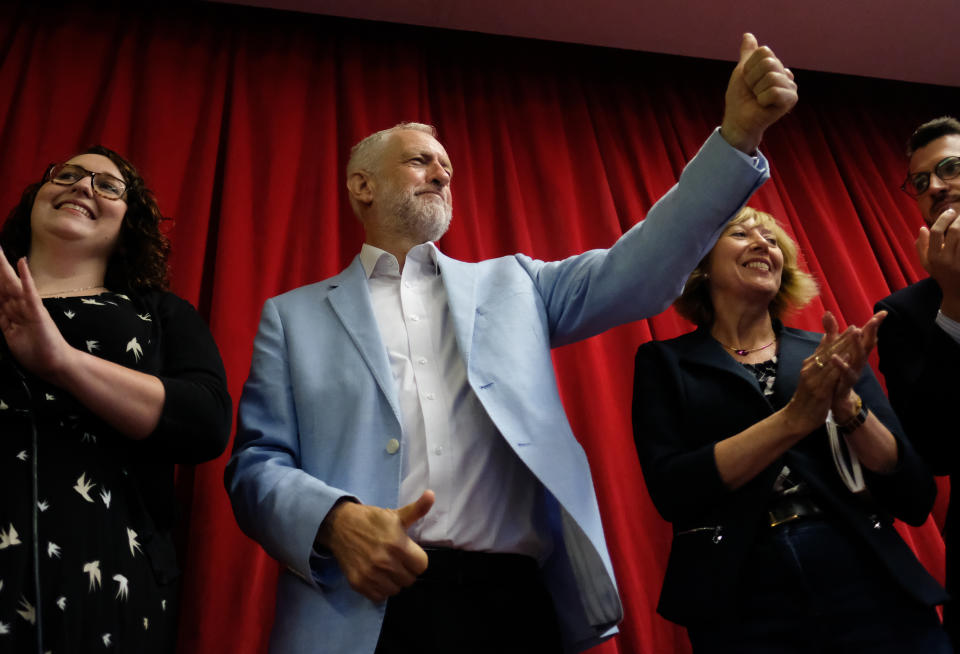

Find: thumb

[915,226,932,273]
[396,489,435,529]
[738,32,758,64]
[821,310,838,338]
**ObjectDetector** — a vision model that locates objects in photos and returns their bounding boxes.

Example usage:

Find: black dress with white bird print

[0,291,231,653]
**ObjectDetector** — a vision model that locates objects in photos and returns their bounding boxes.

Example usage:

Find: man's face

[908,133,960,226]
[374,129,453,243]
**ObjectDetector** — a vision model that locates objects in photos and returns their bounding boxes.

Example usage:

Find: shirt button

[425,393,435,400]
[433,446,443,456]
[418,358,427,365]
[385,439,400,455]
[403,281,412,289]
[410,314,420,322]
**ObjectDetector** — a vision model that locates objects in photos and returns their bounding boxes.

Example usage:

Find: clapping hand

[0,250,75,382]
[917,208,960,321]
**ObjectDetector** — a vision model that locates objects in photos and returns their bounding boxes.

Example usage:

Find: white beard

[386,187,452,243]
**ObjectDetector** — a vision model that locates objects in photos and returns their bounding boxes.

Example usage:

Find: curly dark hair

[0,146,170,292]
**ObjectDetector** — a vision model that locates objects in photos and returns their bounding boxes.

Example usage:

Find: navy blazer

[877,277,960,638]
[632,322,945,626]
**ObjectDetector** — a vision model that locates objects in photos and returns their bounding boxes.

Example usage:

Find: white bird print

[80,298,105,306]
[86,340,100,352]
[0,399,8,410]
[126,337,143,361]
[45,393,55,401]
[0,579,3,591]
[161,599,167,611]
[81,432,97,444]
[101,633,111,646]
[73,473,96,502]
[47,541,61,558]
[127,528,142,557]
[16,450,26,461]
[143,616,149,630]
[37,500,49,512]
[100,488,112,508]
[113,574,129,601]
[84,561,101,590]
[0,523,20,549]
[0,621,8,634]
[137,313,152,322]
[57,596,66,610]
[63,309,75,319]
[116,293,130,301]
[17,596,35,624]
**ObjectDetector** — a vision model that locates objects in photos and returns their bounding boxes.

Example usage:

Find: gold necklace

[39,284,106,298]
[716,337,776,356]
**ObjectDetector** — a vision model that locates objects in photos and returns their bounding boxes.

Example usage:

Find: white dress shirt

[361,243,551,560]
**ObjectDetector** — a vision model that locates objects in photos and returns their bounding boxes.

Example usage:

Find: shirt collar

[360,242,440,279]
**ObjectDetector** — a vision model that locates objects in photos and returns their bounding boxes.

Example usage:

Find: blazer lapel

[436,252,477,365]
[770,325,815,411]
[327,257,401,420]
[681,328,769,400]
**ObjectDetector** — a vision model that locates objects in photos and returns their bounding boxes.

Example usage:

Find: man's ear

[347,171,374,207]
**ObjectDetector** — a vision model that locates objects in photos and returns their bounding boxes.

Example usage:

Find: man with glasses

[876,115,960,647]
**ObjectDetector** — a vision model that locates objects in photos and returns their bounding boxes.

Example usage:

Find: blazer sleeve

[142,292,232,463]
[225,297,354,587]
[520,130,769,348]
[876,294,960,474]
[631,340,731,523]
[849,364,937,526]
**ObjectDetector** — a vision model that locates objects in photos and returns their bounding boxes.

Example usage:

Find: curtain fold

[1,3,956,652]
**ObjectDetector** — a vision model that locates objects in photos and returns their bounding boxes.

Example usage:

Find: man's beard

[388,188,453,243]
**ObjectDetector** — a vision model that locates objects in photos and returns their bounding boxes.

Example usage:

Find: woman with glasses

[0,147,231,653]
[632,206,951,653]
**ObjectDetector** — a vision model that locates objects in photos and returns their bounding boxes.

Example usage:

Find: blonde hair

[674,207,819,327]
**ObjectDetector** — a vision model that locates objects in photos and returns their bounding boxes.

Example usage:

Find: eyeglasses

[45,163,127,200]
[901,156,960,197]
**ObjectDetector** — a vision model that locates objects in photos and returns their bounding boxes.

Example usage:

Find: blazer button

[386,439,400,455]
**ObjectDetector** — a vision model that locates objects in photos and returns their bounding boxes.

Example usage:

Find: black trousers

[374,548,563,654]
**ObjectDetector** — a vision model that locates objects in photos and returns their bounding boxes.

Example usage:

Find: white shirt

[937,309,960,344]
[361,243,551,559]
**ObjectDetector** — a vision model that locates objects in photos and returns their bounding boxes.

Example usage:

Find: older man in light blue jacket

[226,33,797,654]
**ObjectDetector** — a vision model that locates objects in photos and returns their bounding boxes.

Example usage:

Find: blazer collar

[326,256,401,420]
[435,250,478,364]
[681,320,810,410]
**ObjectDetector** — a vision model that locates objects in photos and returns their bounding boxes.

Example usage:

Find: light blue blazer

[225,131,769,653]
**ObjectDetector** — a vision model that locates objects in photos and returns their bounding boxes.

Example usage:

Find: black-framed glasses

[45,163,127,200]
[901,156,960,197]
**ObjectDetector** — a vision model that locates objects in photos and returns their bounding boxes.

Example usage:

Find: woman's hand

[781,316,847,435]
[0,251,78,383]
[822,311,886,422]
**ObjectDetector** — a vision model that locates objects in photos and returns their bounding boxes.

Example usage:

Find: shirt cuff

[710,127,766,172]
[936,309,960,344]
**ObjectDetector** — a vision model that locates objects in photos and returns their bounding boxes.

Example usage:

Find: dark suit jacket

[632,322,946,626]
[877,277,960,638]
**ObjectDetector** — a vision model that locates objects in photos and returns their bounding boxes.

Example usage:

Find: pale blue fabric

[225,129,769,654]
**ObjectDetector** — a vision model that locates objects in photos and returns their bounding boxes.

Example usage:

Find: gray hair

[346,122,437,177]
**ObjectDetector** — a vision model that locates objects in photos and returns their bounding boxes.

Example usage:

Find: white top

[360,242,551,559]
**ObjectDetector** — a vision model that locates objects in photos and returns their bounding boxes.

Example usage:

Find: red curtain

[1,3,957,652]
